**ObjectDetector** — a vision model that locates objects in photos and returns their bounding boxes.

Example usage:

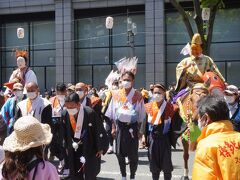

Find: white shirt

[105,88,146,123]
[228,102,238,118]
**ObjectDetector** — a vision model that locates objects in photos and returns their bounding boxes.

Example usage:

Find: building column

[145,0,165,87]
[55,0,74,84]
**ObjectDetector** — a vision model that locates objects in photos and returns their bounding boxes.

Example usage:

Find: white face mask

[122,81,132,89]
[153,94,164,102]
[17,57,26,69]
[76,91,85,99]
[198,115,207,130]
[27,92,37,100]
[14,90,24,99]
[224,95,236,104]
[57,95,65,105]
[67,108,78,115]
[198,119,203,130]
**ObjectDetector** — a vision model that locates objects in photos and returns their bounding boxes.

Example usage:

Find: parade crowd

[0,33,239,180]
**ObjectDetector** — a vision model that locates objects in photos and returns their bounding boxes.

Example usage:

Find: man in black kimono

[62,93,108,180]
[75,82,102,119]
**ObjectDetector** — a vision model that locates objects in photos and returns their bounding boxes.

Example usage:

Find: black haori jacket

[62,106,108,179]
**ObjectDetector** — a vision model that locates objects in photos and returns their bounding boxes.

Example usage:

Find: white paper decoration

[105,16,114,29]
[17,27,24,39]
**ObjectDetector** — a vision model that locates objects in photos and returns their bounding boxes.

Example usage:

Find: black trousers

[105,116,113,146]
[116,121,139,179]
[148,132,173,180]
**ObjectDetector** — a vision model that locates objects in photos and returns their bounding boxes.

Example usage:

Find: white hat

[115,57,138,75]
[3,116,52,152]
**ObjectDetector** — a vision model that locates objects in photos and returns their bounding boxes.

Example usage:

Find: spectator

[224,85,240,131]
[192,95,240,179]
[1,116,59,180]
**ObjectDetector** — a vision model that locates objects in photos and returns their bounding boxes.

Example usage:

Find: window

[1,19,55,92]
[75,6,145,89]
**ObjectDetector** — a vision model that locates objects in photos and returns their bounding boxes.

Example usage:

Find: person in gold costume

[175,33,225,92]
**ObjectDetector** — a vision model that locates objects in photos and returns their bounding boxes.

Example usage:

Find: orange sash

[26,99,32,113]
[150,101,162,125]
[53,97,59,108]
[69,115,77,132]
[119,89,127,104]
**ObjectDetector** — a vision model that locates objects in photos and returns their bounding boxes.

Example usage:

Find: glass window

[166,44,186,63]
[32,21,55,50]
[3,52,16,67]
[113,46,145,63]
[1,20,55,91]
[210,42,240,61]
[77,18,109,48]
[227,61,240,85]
[1,67,15,84]
[76,48,109,65]
[166,63,177,85]
[93,65,111,88]
[75,11,145,88]
[76,66,92,85]
[32,50,55,66]
[212,9,240,42]
[46,67,56,91]
[32,67,44,91]
[4,23,29,51]
[113,14,145,47]
[131,14,145,46]
[134,64,146,89]
[166,12,196,45]
[214,62,226,80]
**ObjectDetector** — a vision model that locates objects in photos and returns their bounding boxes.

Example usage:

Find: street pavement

[98,140,195,180]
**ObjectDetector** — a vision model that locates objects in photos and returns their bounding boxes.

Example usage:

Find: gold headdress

[15,49,28,60]
[191,33,202,45]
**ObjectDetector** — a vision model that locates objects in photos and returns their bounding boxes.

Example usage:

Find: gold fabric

[175,55,225,92]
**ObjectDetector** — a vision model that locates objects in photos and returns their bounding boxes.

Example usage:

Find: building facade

[0,0,239,92]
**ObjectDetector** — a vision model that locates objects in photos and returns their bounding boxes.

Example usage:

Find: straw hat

[67,84,75,91]
[3,116,52,152]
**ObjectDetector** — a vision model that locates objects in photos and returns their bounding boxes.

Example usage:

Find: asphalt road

[98,140,195,180]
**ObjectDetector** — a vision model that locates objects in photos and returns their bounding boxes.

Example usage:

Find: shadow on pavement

[138,150,148,157]
[138,159,149,165]
[171,148,183,152]
[97,177,115,180]
[173,165,182,169]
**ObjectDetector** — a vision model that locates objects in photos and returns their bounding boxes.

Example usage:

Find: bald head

[26,82,39,92]
[26,82,39,100]
[75,82,88,92]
